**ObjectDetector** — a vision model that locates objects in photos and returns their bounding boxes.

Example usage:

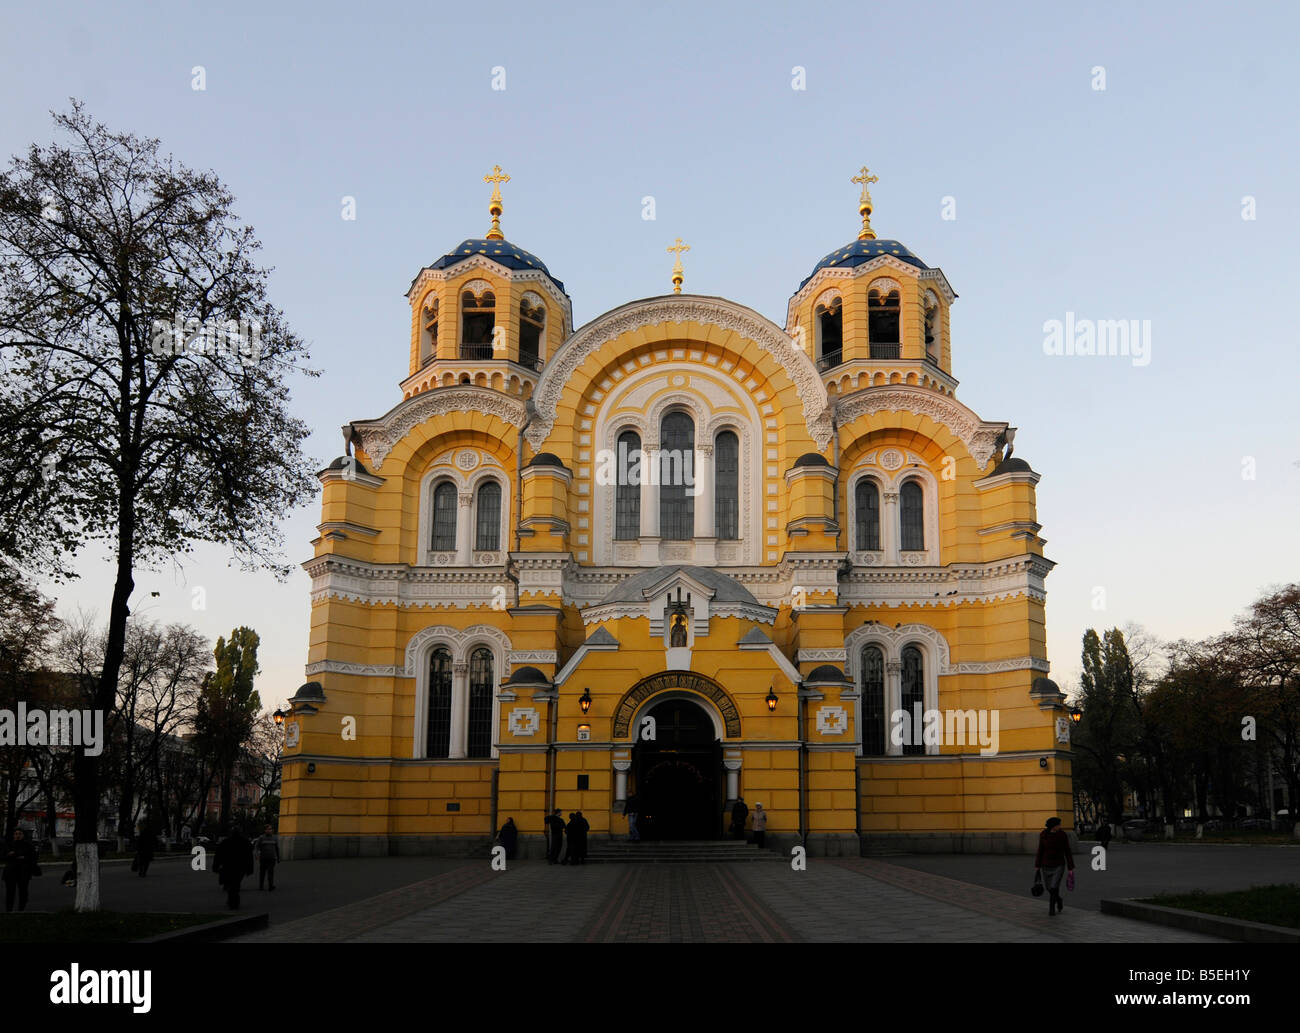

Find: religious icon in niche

[670,613,688,648]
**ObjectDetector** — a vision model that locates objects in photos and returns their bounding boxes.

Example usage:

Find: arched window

[432,481,458,551]
[901,645,925,756]
[923,297,939,364]
[615,430,641,540]
[475,480,501,551]
[426,647,452,758]
[855,479,880,550]
[461,289,495,359]
[900,479,925,551]
[659,411,695,540]
[421,297,438,366]
[714,430,739,540]
[868,288,901,359]
[467,647,494,758]
[816,296,843,369]
[519,297,544,369]
[861,645,886,756]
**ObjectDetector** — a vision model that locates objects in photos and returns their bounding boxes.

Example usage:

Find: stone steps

[583,840,783,863]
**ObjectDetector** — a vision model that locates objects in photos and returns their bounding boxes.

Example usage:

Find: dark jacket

[731,801,749,827]
[498,821,518,852]
[545,814,566,836]
[2,838,36,881]
[1035,827,1075,870]
[568,814,589,842]
[623,796,639,817]
[215,832,254,884]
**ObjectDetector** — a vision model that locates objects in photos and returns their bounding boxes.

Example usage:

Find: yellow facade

[279,179,1072,859]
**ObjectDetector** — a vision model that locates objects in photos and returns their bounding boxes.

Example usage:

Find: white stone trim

[835,386,1007,471]
[408,624,510,760]
[353,387,528,471]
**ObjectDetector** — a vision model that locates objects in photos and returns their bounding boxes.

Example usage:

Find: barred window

[426,647,452,758]
[714,431,739,540]
[855,479,880,550]
[461,289,495,359]
[421,297,438,366]
[432,481,457,551]
[901,645,925,756]
[615,430,641,540]
[467,647,494,758]
[861,645,885,756]
[817,297,843,367]
[868,288,901,359]
[519,297,544,368]
[475,481,501,550]
[658,412,695,540]
[900,479,924,551]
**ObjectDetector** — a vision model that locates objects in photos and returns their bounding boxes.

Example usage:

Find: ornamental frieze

[612,672,742,738]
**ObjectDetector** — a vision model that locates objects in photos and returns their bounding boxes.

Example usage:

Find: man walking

[254,824,279,890]
[214,826,254,910]
[751,802,768,848]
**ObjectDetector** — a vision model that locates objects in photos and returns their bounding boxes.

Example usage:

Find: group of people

[213,824,281,909]
[727,797,767,846]
[541,809,590,864]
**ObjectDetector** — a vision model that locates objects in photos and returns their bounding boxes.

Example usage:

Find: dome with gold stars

[799,237,928,289]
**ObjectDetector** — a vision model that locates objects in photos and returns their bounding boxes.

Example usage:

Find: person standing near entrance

[545,809,566,864]
[751,803,768,848]
[730,797,748,840]
[568,811,590,864]
[624,794,640,842]
[255,824,279,890]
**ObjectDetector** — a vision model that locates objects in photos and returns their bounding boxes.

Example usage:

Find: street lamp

[1069,706,1082,724]
[579,688,592,714]
[765,685,778,712]
[273,707,289,726]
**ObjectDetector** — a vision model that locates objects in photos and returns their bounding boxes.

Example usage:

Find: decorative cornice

[528,295,832,451]
[352,387,527,471]
[835,386,1008,470]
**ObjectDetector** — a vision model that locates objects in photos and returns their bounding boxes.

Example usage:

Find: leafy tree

[194,628,261,831]
[0,104,316,909]
[1072,628,1141,826]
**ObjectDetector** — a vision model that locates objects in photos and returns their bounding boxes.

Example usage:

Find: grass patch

[0,910,225,943]
[1141,884,1300,929]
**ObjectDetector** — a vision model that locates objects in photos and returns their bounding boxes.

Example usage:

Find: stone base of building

[859,831,1080,855]
[281,834,495,861]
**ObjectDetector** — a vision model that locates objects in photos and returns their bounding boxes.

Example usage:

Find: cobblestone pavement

[233,856,1226,943]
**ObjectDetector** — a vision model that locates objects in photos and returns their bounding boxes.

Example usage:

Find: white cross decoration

[817,706,847,735]
[509,707,540,737]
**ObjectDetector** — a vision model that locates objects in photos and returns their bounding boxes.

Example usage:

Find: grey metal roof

[597,565,760,606]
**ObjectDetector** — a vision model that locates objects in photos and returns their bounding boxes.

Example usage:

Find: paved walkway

[233,856,1225,943]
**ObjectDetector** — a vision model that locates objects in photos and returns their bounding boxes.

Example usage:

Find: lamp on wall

[1069,706,1083,724]
[765,685,778,712]
[273,706,289,726]
[579,688,593,714]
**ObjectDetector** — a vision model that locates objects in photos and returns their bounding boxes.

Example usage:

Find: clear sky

[2,0,1297,706]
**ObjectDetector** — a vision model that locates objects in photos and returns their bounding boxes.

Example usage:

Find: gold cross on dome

[851,166,879,241]
[484,165,510,240]
[667,237,690,294]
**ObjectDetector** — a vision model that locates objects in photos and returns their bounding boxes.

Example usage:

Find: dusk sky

[3,0,1297,706]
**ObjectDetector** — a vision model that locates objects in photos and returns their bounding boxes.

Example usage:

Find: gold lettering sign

[612,672,741,739]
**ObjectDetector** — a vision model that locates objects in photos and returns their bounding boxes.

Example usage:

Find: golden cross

[667,238,690,293]
[851,166,878,194]
[484,164,511,200]
[484,165,510,240]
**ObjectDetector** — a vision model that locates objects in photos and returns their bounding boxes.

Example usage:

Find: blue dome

[799,238,928,290]
[429,238,565,293]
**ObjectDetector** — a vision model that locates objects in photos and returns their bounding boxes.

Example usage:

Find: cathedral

[278,167,1073,859]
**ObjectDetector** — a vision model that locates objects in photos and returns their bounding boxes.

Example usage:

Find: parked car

[1238,818,1271,830]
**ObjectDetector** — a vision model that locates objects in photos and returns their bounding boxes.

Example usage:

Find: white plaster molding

[835,386,1007,471]
[528,295,831,451]
[816,705,848,735]
[353,387,527,470]
[508,707,540,736]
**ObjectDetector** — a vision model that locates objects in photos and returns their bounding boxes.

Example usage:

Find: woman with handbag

[1033,816,1074,916]
[3,827,39,912]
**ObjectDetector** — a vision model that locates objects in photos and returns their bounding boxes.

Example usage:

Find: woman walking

[1034,816,1074,916]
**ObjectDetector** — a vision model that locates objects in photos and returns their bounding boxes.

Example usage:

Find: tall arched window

[461,289,495,359]
[659,411,694,540]
[868,288,900,359]
[714,430,739,540]
[426,647,453,758]
[432,481,458,551]
[519,296,544,369]
[816,296,843,368]
[421,297,438,366]
[861,645,885,756]
[467,647,494,758]
[901,645,925,756]
[855,479,880,550]
[900,479,925,551]
[615,430,641,540]
[923,297,939,364]
[475,481,501,550]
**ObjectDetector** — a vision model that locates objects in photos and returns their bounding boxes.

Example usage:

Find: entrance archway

[632,697,722,840]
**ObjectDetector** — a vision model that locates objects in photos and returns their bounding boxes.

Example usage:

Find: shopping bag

[1031,869,1044,897]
